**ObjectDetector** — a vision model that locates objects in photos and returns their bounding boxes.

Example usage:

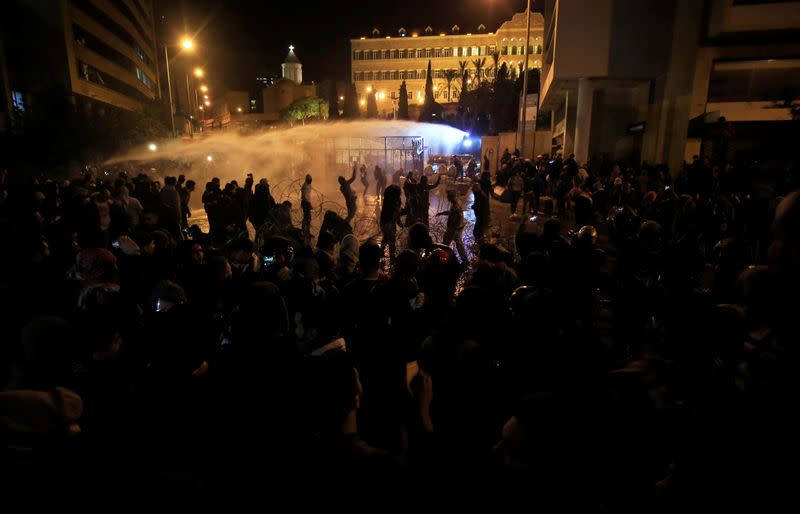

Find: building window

[352,50,359,60]
[502,46,508,55]
[373,50,381,60]
[366,71,373,80]
[400,70,406,80]
[425,48,432,58]
[489,45,496,55]
[408,91,412,100]
[473,46,479,56]
[365,50,372,60]
[391,49,399,59]
[434,48,442,57]
[391,70,399,80]
[400,49,407,59]
[382,50,389,59]
[417,49,424,58]
[11,90,25,113]
[135,67,150,87]
[443,48,452,57]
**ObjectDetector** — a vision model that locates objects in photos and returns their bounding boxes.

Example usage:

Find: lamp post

[519,0,532,158]
[162,37,195,137]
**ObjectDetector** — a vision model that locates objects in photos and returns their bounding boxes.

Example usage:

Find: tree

[366,91,378,118]
[326,81,339,120]
[343,83,359,118]
[424,60,435,105]
[419,60,442,122]
[458,60,469,95]
[398,81,410,119]
[472,57,486,86]
[488,51,500,83]
[281,96,329,126]
[442,69,458,103]
[497,62,509,82]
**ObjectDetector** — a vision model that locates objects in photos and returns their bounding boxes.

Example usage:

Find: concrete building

[350,10,544,117]
[538,0,800,171]
[1,0,159,130]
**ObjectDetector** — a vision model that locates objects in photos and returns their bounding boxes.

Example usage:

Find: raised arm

[348,167,356,184]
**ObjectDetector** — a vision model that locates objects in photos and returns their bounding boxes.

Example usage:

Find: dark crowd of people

[1,151,799,509]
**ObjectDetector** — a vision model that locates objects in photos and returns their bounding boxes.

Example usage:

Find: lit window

[12,90,24,112]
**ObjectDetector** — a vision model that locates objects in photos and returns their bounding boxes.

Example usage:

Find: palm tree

[472,57,486,86]
[488,51,500,83]
[458,60,469,95]
[442,69,458,103]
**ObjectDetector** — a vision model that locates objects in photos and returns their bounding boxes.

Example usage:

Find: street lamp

[148,143,158,152]
[366,85,373,93]
[163,36,195,137]
[207,155,213,162]
[519,0,533,159]
[194,67,204,78]
[237,107,243,113]
[378,92,386,100]
[203,94,209,100]
[200,85,208,93]
[204,100,210,106]
[359,99,366,106]
[339,96,344,101]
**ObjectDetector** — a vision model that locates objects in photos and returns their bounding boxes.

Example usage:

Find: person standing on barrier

[301,174,313,237]
[339,166,358,223]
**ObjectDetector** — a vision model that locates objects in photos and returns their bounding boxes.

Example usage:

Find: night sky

[160,0,528,90]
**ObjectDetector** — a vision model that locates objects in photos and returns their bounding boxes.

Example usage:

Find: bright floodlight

[463,138,472,148]
[200,85,208,93]
[366,85,373,93]
[204,100,210,106]
[181,38,193,50]
[194,68,204,78]
[359,99,366,106]
[339,96,344,101]
[206,155,213,162]
[236,107,243,112]
[148,143,157,152]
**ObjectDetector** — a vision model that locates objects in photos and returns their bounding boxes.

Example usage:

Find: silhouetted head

[338,176,345,185]
[305,174,312,183]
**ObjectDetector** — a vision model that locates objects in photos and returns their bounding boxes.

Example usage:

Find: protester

[1,154,797,508]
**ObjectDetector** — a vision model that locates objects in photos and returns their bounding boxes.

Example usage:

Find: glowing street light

[236,107,243,112]
[148,143,157,152]
[359,99,366,106]
[366,85,373,93]
[206,155,213,162]
[200,85,208,93]
[204,100,210,106]
[199,106,204,111]
[194,67,204,78]
[203,94,209,99]
[181,38,194,50]
[339,96,344,101]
